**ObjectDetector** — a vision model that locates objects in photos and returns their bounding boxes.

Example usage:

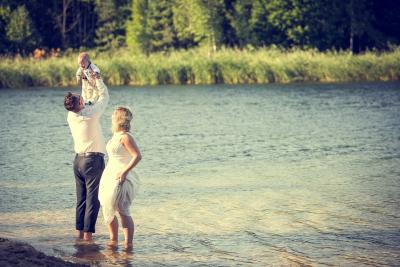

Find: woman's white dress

[99,131,140,224]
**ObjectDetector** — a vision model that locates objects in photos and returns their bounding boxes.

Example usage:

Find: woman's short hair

[64,92,80,112]
[112,106,133,132]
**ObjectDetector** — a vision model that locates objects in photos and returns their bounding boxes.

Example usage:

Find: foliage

[126,0,151,54]
[5,5,40,54]
[1,47,400,88]
[0,0,399,55]
[148,0,177,51]
[95,0,131,50]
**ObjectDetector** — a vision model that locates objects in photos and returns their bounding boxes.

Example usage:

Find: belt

[76,152,105,157]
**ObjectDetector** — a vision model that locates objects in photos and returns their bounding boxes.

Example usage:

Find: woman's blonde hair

[112,106,133,133]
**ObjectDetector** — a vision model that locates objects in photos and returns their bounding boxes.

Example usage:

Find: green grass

[1,47,400,88]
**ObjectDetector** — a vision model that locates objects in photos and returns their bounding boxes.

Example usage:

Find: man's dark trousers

[73,153,105,233]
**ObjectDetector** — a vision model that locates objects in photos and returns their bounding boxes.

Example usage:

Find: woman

[99,106,141,250]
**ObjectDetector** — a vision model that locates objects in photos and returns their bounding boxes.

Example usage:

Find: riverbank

[0,237,88,267]
[1,47,399,88]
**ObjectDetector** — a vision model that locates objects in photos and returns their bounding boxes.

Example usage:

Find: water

[0,82,399,266]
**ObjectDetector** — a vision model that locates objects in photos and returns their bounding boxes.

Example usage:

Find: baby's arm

[88,64,101,102]
[81,79,91,102]
[76,67,91,102]
[76,67,82,85]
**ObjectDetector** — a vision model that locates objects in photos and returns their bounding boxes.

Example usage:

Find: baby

[76,52,101,104]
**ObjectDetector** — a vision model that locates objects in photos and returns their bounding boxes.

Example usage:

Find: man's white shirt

[67,78,109,154]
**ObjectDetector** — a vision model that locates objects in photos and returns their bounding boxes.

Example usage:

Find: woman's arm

[117,133,142,183]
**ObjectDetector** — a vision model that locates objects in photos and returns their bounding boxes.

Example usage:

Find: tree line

[1,0,399,56]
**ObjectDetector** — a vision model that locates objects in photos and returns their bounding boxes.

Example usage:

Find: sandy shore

[0,237,89,267]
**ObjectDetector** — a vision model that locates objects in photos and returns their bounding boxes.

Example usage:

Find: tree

[371,0,400,49]
[173,0,225,54]
[266,0,316,48]
[263,0,350,51]
[54,0,81,49]
[0,5,11,54]
[95,0,131,50]
[225,0,253,48]
[126,0,151,54]
[172,0,199,48]
[248,0,280,47]
[6,5,40,53]
[307,0,348,51]
[148,0,177,51]
[347,0,377,53]
[73,0,97,49]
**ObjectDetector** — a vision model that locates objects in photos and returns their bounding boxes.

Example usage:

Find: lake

[0,82,399,266]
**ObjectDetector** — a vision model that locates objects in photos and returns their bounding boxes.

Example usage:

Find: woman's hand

[116,171,127,184]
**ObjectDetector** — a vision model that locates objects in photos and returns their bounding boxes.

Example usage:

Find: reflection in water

[103,247,135,267]
[73,241,105,260]
[0,82,400,265]
[73,240,135,266]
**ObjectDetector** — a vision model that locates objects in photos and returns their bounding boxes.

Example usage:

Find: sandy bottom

[0,237,88,267]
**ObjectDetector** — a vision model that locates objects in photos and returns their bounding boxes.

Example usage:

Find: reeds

[1,47,399,88]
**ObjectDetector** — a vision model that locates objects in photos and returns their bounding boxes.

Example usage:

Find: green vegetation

[1,47,399,88]
[1,0,400,55]
[1,1,399,88]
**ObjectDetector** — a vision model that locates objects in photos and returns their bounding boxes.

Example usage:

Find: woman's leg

[119,213,134,248]
[107,216,119,245]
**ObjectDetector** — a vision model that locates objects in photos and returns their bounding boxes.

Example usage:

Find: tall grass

[1,47,399,88]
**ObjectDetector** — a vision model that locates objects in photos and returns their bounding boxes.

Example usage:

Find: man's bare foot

[76,230,84,239]
[83,232,93,241]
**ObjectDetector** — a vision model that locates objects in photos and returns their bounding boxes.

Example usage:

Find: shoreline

[0,237,88,267]
[1,47,399,89]
[1,79,399,91]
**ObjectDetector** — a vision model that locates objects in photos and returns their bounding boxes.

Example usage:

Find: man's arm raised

[92,73,109,114]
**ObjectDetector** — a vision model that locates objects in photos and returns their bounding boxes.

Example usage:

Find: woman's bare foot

[124,243,133,252]
[106,240,118,249]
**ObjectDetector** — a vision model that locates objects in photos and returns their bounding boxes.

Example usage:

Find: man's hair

[64,92,80,112]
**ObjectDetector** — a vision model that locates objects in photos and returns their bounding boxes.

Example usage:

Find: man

[64,70,109,241]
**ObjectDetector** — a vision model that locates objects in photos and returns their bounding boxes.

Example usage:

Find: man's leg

[74,155,86,238]
[82,154,105,239]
